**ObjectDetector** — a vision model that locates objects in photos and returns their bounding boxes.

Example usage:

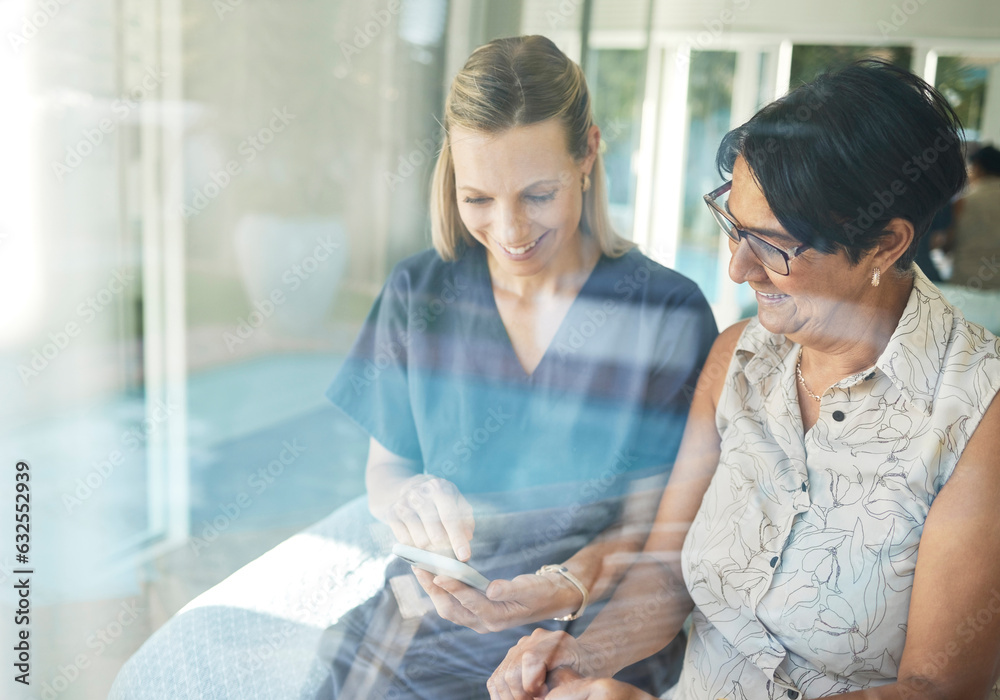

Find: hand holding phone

[392,543,491,591]
[380,475,475,561]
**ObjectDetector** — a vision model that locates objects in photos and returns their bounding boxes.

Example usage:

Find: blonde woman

[318,36,717,699]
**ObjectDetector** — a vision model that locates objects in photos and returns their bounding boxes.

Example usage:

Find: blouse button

[832,410,845,422]
[770,556,779,567]
[787,692,800,699]
[801,482,808,492]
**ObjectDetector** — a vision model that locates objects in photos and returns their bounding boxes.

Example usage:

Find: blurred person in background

[944,144,1000,290]
[316,35,717,699]
[489,60,1000,700]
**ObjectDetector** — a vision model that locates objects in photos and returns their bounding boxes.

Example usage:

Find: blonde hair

[431,35,633,261]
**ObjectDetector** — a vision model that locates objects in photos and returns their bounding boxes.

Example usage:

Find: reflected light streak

[181,532,379,628]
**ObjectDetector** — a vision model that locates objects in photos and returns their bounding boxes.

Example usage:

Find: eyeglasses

[703,181,808,276]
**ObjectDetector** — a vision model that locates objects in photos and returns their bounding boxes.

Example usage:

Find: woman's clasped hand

[489,636,657,699]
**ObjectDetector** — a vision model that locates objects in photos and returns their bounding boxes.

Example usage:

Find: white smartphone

[392,543,492,592]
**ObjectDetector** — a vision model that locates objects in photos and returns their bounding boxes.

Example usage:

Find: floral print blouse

[677,268,1000,699]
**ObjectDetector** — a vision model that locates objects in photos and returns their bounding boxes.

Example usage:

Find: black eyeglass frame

[703,181,809,276]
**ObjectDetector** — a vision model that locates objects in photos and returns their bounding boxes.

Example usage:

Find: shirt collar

[735,265,952,416]
[737,319,788,388]
[873,265,952,416]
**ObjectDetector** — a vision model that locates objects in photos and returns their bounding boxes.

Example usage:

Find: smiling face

[727,155,885,348]
[449,119,597,284]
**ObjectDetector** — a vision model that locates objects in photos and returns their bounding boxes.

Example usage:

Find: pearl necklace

[796,348,822,403]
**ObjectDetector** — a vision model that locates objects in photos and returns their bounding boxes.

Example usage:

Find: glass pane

[790,44,912,87]
[935,56,996,141]
[183,0,449,542]
[586,48,645,238]
[0,0,151,595]
[3,0,452,695]
[676,50,737,304]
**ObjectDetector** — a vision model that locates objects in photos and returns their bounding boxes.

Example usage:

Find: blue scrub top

[327,245,717,513]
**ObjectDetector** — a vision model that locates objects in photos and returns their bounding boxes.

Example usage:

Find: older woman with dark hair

[489,60,1000,700]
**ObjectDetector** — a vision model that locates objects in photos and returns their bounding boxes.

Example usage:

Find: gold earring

[582,174,591,193]
[871,266,881,287]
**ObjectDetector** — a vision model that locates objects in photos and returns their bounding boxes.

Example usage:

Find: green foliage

[935,56,988,136]
[789,44,913,88]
